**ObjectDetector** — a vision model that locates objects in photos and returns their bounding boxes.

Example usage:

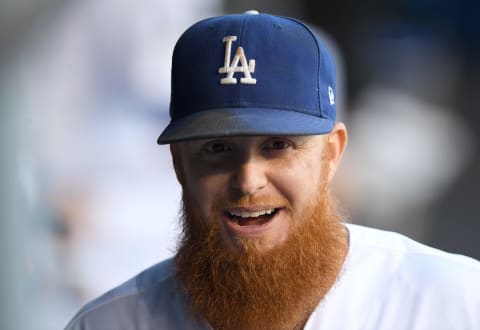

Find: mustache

[211,194,291,211]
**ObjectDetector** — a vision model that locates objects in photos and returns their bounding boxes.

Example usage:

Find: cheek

[273,158,324,210]
[184,173,230,218]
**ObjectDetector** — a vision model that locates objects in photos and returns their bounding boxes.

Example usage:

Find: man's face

[172,134,331,253]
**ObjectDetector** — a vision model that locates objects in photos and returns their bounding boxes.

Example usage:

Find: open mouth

[227,208,280,226]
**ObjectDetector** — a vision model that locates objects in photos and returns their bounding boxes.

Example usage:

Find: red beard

[175,175,348,330]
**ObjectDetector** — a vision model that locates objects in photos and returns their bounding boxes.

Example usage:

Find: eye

[264,139,292,151]
[203,141,232,154]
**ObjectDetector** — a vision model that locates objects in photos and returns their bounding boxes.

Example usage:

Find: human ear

[170,144,186,186]
[326,122,348,182]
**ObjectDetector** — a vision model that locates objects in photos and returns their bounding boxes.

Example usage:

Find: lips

[229,209,276,219]
[228,209,278,227]
[223,207,281,237]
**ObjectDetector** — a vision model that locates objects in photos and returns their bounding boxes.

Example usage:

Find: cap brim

[157,108,334,144]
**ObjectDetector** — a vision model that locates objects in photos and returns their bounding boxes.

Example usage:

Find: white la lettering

[218,36,256,85]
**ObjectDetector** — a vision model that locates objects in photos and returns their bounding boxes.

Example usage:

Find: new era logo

[218,36,256,85]
[328,86,335,105]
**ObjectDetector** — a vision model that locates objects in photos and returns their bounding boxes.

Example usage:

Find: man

[66,11,480,330]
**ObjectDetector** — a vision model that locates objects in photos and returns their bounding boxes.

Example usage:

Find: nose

[230,159,268,196]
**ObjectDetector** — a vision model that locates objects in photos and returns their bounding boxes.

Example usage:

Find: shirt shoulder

[328,224,480,329]
[345,223,480,276]
[65,258,208,330]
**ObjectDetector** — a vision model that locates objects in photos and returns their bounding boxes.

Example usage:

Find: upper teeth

[229,209,275,218]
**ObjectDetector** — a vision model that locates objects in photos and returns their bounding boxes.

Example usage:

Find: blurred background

[1,0,479,329]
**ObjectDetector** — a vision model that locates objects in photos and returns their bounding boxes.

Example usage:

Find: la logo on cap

[218,36,256,85]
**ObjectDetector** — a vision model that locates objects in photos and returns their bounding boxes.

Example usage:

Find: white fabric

[306,224,480,330]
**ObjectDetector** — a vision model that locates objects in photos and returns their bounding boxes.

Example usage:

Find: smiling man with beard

[173,135,348,330]
[67,11,480,330]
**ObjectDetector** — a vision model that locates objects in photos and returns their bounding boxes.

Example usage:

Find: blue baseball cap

[157,11,337,144]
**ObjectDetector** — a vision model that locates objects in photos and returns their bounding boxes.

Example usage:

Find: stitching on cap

[236,17,247,102]
[281,17,322,115]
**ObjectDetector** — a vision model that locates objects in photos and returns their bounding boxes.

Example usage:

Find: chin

[221,228,289,255]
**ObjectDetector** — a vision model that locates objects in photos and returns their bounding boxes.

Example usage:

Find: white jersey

[306,224,480,330]
[66,224,480,330]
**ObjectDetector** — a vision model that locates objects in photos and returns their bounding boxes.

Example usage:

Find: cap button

[244,10,259,15]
